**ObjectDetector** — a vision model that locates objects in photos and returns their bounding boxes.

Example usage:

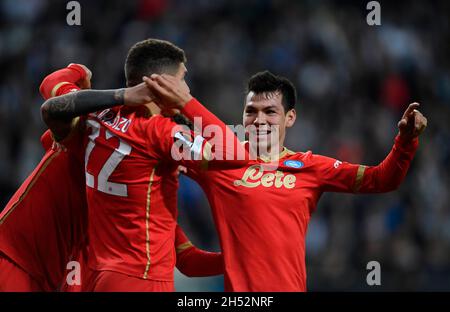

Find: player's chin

[256,140,271,152]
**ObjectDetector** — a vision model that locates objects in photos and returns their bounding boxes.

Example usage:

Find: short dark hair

[125,39,187,86]
[246,71,297,112]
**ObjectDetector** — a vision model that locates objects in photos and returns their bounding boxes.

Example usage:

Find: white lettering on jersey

[85,119,132,197]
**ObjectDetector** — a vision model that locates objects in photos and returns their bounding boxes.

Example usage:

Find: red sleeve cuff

[394,134,419,153]
[180,98,204,120]
[67,64,87,80]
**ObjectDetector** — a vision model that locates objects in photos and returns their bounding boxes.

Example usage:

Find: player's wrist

[180,97,200,116]
[176,94,193,109]
[395,133,419,148]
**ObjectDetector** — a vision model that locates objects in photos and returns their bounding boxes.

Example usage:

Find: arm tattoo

[41,88,126,122]
[114,88,125,104]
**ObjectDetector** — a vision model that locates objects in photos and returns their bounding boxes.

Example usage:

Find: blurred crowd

[0,0,449,291]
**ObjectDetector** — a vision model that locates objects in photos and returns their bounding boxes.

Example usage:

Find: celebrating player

[40,39,246,291]
[0,64,91,291]
[0,63,224,292]
[184,71,427,291]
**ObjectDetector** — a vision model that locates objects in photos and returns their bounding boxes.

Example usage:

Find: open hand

[142,74,192,110]
[123,82,155,106]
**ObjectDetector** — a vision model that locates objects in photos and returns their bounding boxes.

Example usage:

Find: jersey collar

[243,141,296,163]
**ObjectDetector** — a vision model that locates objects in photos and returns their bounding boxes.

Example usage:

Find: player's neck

[145,102,160,115]
[250,144,285,162]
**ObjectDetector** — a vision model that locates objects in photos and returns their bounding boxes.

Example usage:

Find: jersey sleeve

[175,225,224,277]
[39,64,85,99]
[39,65,86,157]
[144,98,249,171]
[312,154,360,193]
[315,135,419,193]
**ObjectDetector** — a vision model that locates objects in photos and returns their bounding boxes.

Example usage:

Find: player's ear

[285,109,296,128]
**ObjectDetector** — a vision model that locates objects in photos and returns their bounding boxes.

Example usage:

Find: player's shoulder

[142,114,190,135]
[282,148,314,162]
[282,148,336,169]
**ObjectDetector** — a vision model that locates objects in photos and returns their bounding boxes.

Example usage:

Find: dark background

[0,0,449,291]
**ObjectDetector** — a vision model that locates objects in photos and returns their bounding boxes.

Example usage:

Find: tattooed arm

[41,83,152,141]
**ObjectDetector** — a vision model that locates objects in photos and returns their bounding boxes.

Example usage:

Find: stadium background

[0,0,449,291]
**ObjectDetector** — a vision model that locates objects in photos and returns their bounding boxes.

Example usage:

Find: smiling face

[243,90,296,156]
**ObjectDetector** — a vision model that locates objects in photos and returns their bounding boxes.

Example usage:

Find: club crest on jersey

[234,164,296,189]
[284,160,304,168]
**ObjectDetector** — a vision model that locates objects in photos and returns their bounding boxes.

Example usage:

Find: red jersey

[187,136,418,291]
[39,65,237,288]
[63,98,246,282]
[175,225,223,277]
[0,130,87,291]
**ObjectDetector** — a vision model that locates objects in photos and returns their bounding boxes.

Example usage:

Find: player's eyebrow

[246,103,278,110]
[263,105,278,110]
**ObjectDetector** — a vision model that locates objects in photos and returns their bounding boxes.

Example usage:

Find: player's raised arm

[317,102,427,193]
[39,63,93,149]
[144,74,250,170]
[40,76,154,141]
[175,225,224,277]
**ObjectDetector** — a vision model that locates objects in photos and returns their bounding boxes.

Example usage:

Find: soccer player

[40,39,246,291]
[0,63,224,291]
[184,71,427,291]
[0,64,90,292]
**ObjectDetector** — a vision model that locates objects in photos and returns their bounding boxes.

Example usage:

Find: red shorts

[83,268,174,292]
[0,254,43,291]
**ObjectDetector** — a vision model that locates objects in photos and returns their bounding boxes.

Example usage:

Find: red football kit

[64,225,223,292]
[0,130,87,291]
[0,65,89,291]
[174,225,223,277]
[41,65,246,290]
[1,65,226,291]
[187,136,418,291]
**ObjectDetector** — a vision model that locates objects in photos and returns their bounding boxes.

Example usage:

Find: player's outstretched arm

[357,102,427,193]
[175,225,224,277]
[318,102,427,193]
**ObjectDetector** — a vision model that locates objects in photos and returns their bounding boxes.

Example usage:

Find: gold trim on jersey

[50,82,71,98]
[353,165,367,192]
[0,151,61,226]
[176,241,193,254]
[200,141,213,171]
[143,166,157,279]
[258,147,296,163]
